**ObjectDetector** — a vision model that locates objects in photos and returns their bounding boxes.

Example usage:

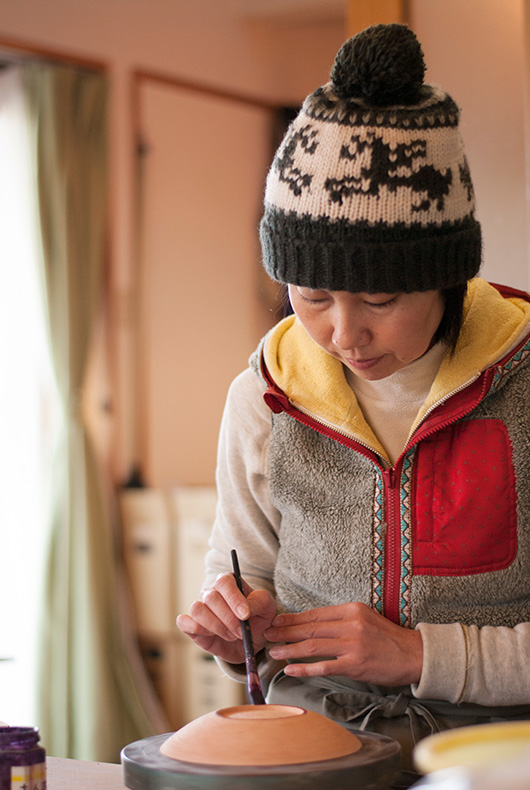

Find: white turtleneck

[345,343,447,465]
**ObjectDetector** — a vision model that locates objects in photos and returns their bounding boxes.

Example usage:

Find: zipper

[402,369,491,454]
[412,374,480,431]
[267,388,404,621]
[380,373,492,624]
[382,467,401,624]
[404,326,530,451]
[382,370,500,623]
[289,398,386,462]
[261,360,389,467]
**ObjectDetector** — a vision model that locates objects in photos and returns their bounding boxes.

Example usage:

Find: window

[0,64,58,726]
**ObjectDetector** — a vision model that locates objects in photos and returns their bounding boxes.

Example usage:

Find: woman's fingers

[264,602,366,643]
[176,612,246,663]
[175,612,234,646]
[264,602,423,686]
[197,586,243,639]
[246,588,279,627]
[185,571,253,641]
[176,573,278,663]
[212,571,253,620]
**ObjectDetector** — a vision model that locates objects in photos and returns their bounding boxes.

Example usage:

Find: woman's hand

[176,572,277,665]
[264,602,423,686]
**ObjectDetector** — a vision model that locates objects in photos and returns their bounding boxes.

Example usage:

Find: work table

[47,756,127,789]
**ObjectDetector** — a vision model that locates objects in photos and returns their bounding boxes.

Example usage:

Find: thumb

[247,588,277,620]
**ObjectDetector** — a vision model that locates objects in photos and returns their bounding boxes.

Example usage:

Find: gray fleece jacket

[205,278,530,728]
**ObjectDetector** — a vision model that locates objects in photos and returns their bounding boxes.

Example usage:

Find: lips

[346,357,381,371]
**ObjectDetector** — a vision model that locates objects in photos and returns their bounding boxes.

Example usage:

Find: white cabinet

[121,486,244,728]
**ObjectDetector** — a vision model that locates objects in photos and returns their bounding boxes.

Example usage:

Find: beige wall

[411,0,528,289]
[136,81,276,486]
[1,0,529,488]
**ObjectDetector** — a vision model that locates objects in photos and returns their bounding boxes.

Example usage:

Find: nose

[331,305,370,350]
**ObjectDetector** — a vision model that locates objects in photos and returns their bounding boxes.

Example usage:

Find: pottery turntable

[122,552,401,788]
[121,703,401,789]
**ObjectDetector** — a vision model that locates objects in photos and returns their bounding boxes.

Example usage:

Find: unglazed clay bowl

[160,704,362,766]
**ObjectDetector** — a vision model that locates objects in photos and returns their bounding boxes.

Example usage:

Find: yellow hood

[263,278,530,456]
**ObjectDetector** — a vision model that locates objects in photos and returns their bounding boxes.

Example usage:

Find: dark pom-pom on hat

[330,23,426,106]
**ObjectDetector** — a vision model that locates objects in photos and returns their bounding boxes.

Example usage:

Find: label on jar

[10,761,46,789]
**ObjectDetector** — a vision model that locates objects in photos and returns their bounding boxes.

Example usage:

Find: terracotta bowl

[160,704,362,766]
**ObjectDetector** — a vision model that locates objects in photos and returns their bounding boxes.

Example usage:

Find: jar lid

[0,727,40,749]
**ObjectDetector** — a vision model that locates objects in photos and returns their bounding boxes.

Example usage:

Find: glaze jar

[0,727,46,790]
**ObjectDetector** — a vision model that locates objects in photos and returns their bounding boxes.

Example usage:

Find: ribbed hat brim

[260,209,482,293]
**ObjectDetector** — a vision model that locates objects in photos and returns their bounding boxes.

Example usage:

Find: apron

[266,670,530,788]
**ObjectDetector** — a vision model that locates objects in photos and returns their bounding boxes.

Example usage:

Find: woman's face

[288,285,445,381]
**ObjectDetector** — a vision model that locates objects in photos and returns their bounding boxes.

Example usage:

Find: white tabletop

[47,756,127,789]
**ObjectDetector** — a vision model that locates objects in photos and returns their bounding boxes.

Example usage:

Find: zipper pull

[263,388,290,414]
[383,467,396,487]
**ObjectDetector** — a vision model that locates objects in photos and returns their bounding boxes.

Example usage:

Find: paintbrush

[231,549,266,705]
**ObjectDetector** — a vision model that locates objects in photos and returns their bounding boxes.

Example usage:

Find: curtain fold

[22,63,164,762]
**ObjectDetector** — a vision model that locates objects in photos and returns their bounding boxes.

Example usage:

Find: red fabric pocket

[412,419,517,575]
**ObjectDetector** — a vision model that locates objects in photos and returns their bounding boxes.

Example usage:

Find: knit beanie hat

[259,24,482,294]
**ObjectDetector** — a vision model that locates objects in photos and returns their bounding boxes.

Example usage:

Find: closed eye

[299,294,328,304]
[296,287,330,304]
[365,297,397,309]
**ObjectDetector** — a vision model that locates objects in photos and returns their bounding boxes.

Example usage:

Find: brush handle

[231,549,266,705]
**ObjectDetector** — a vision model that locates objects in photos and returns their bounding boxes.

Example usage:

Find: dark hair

[432,283,468,354]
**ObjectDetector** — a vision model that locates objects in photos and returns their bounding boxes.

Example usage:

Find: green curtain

[22,63,162,762]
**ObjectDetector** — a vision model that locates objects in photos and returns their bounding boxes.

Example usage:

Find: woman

[177,24,530,783]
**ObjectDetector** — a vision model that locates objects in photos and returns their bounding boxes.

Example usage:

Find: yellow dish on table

[414,721,530,774]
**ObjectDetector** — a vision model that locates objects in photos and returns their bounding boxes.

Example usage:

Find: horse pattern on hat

[268,107,475,229]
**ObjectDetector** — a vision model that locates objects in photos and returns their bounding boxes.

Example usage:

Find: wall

[411,0,528,289]
[136,80,276,486]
